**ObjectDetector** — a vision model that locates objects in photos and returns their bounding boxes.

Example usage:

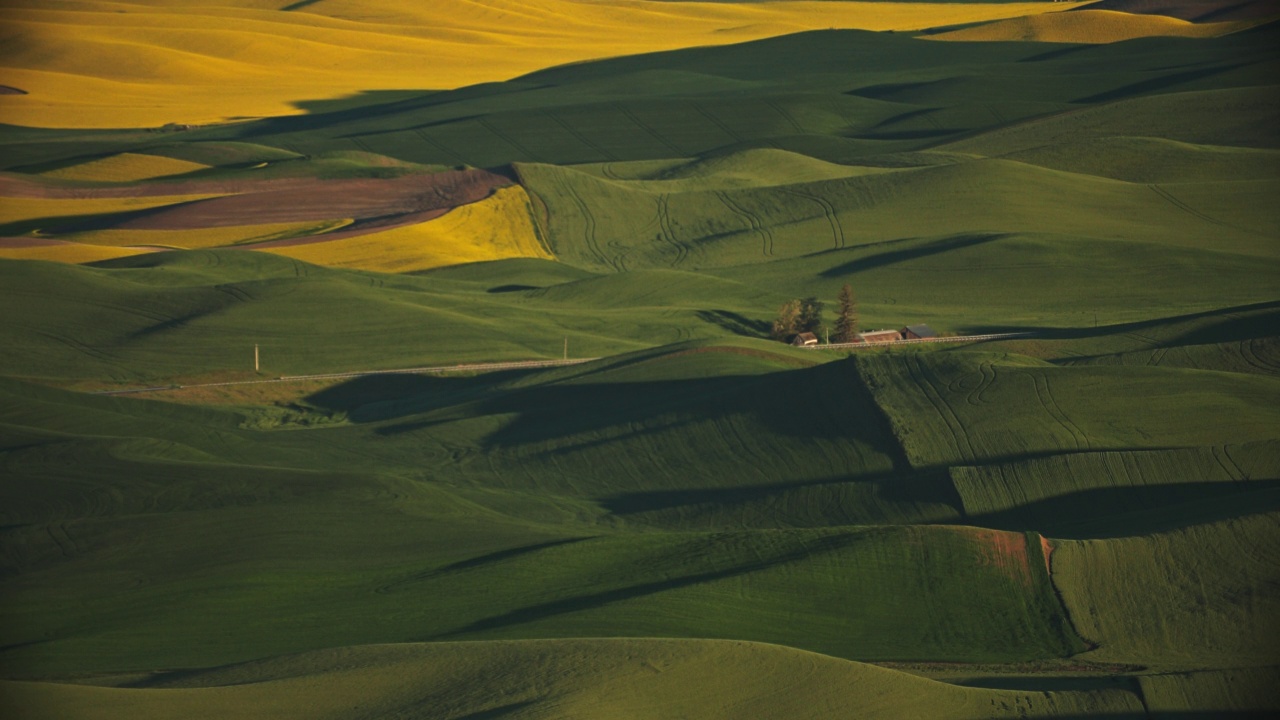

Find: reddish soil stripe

[112,169,510,230]
[0,173,329,199]
[0,236,76,248]
[971,528,1033,586]
[0,168,512,202]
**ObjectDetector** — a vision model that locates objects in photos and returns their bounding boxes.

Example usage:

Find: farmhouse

[901,324,937,340]
[791,332,819,347]
[857,329,902,344]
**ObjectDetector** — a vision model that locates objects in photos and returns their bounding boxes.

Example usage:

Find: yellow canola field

[61,219,351,249]
[0,241,158,264]
[0,194,225,227]
[924,9,1268,43]
[40,153,210,182]
[0,0,1081,129]
[260,185,551,273]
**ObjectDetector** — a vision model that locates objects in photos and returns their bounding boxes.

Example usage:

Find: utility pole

[563,337,568,360]
[254,344,259,372]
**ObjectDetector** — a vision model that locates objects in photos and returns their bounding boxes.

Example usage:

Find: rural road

[93,358,600,396]
[92,332,1035,397]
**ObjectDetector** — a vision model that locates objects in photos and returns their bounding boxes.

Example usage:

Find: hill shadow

[1075,61,1254,104]
[966,481,1280,539]
[433,530,865,639]
[964,300,1280,344]
[819,233,1004,277]
[362,360,896,455]
[304,368,537,422]
[693,309,770,338]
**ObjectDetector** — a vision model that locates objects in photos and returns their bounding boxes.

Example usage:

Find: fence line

[798,331,1036,351]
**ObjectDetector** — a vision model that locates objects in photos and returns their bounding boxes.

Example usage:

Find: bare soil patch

[110,169,510,234]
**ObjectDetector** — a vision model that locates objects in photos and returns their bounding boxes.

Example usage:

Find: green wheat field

[1,1,1278,717]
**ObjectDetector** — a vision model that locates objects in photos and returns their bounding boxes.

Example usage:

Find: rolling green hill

[0,639,1149,720]
[2,10,1279,718]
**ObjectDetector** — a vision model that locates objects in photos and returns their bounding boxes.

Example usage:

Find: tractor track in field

[764,99,805,134]
[412,128,468,166]
[656,194,690,267]
[476,118,541,162]
[613,103,685,157]
[1147,183,1243,232]
[715,191,774,257]
[784,187,845,250]
[962,361,997,407]
[1240,338,1280,374]
[906,355,979,462]
[214,284,253,303]
[556,174,615,270]
[546,111,618,162]
[692,102,745,144]
[35,329,116,364]
[1032,373,1089,451]
[349,136,374,154]
[1211,445,1248,481]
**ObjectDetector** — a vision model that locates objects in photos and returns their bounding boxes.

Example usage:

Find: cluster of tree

[770,284,858,343]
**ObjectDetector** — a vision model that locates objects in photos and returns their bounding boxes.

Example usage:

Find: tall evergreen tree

[797,296,824,335]
[834,283,858,342]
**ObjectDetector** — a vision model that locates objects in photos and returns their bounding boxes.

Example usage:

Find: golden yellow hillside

[0,239,159,264]
[40,153,210,182]
[923,8,1266,43]
[260,185,550,272]
[0,0,1079,129]
[0,194,226,228]
[62,220,352,250]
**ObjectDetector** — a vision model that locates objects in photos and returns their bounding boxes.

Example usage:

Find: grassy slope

[1,358,1083,674]
[0,639,1145,720]
[1,13,1278,719]
[1054,512,1280,668]
[856,351,1280,468]
[518,155,1277,271]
